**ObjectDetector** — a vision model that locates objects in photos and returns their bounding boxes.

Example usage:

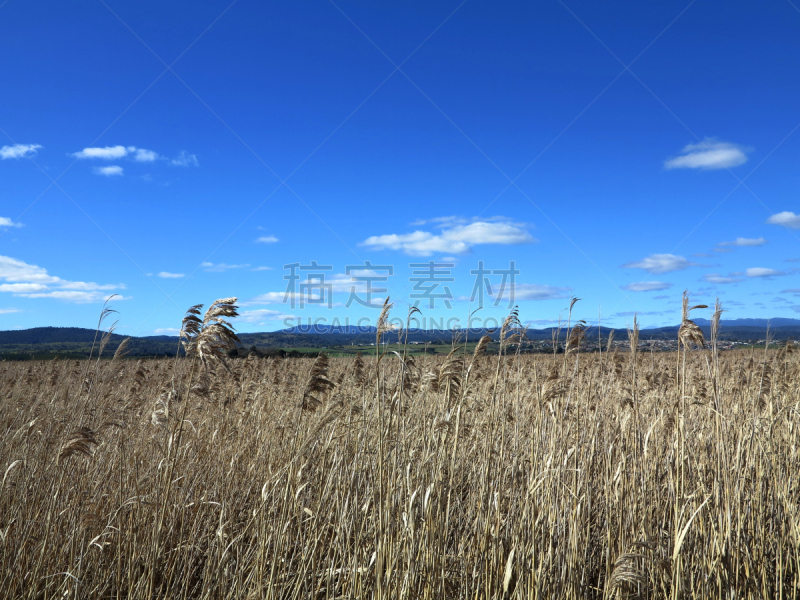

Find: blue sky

[1,0,800,335]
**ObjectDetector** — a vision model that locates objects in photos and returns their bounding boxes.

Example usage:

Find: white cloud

[94,165,124,176]
[0,144,42,159]
[61,281,119,291]
[766,211,800,229]
[0,217,22,228]
[0,283,49,293]
[73,145,129,160]
[664,138,749,170]
[256,236,279,244]
[201,261,249,272]
[73,145,160,163]
[623,254,697,274]
[0,255,123,302]
[243,272,386,307]
[252,266,273,271]
[510,283,570,301]
[718,237,766,247]
[158,271,184,278]
[746,267,784,278]
[0,255,58,284]
[361,218,535,256]
[621,281,673,292]
[21,290,123,303]
[0,308,20,314]
[703,273,742,284]
[154,328,180,335]
[244,292,289,305]
[239,308,292,324]
[171,151,199,167]
[132,148,159,162]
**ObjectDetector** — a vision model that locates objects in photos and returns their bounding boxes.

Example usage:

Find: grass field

[1,298,798,599]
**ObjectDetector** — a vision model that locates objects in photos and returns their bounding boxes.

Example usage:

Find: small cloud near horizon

[703,273,742,284]
[621,281,672,292]
[623,254,697,274]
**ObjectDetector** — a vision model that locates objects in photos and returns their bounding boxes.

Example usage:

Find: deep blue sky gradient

[1,0,799,333]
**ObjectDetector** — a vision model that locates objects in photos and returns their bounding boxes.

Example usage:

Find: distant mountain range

[0,318,797,359]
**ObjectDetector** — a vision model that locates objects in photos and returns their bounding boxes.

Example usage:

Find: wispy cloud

[0,254,124,303]
[664,138,749,170]
[0,308,20,314]
[72,145,163,161]
[0,143,42,159]
[613,310,671,317]
[133,148,159,162]
[718,237,766,247]
[73,145,130,160]
[154,328,180,335]
[362,217,535,256]
[0,283,49,293]
[170,151,199,167]
[623,254,697,274]
[746,267,784,278]
[510,283,570,301]
[252,266,273,271]
[0,217,23,228]
[702,273,742,284]
[21,290,126,303]
[621,281,672,292]
[201,261,249,272]
[239,308,292,324]
[766,211,800,229]
[256,235,279,244]
[94,165,124,177]
[157,271,184,278]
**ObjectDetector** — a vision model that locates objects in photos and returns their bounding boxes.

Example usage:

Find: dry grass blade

[609,553,648,589]
[302,352,335,412]
[499,307,522,352]
[679,291,706,349]
[566,320,587,354]
[439,347,463,406]
[113,337,131,361]
[473,335,492,358]
[181,298,240,372]
[58,427,98,464]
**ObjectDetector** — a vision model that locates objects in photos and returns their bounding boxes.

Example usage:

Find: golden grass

[0,303,798,598]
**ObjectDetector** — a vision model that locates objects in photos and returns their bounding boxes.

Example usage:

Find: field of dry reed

[1,296,798,599]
